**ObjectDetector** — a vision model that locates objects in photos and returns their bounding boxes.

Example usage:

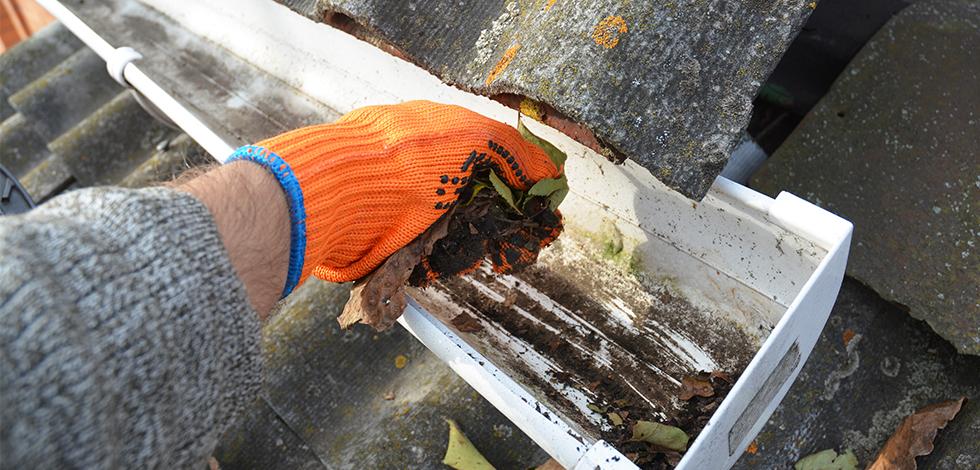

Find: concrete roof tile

[278,0,815,199]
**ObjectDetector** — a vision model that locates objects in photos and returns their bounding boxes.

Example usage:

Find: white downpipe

[34,0,236,160]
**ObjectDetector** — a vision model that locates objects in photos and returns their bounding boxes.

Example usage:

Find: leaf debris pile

[340,119,568,332]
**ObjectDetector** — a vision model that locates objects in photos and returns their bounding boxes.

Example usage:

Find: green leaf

[527,175,567,197]
[488,170,520,213]
[794,449,858,470]
[464,182,488,206]
[443,419,496,470]
[631,421,689,452]
[548,187,569,211]
[518,120,567,169]
[527,175,569,211]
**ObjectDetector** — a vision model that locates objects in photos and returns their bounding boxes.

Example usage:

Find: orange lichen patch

[545,0,557,11]
[394,354,408,369]
[486,43,521,85]
[842,329,856,347]
[520,98,546,121]
[592,15,628,49]
[746,441,759,454]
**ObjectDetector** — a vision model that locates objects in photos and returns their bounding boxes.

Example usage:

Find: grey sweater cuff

[0,186,262,469]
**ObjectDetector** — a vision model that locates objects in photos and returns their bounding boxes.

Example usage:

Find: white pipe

[34,0,236,161]
[122,66,235,159]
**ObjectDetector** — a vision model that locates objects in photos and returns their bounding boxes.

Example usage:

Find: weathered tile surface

[0,23,81,121]
[278,0,815,199]
[734,278,980,468]
[752,0,980,354]
[235,279,551,469]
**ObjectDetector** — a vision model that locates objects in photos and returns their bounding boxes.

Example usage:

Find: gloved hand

[228,100,563,296]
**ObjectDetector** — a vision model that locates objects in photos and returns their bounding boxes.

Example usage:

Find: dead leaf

[339,208,454,331]
[630,421,689,452]
[843,329,856,347]
[451,312,484,333]
[867,397,966,470]
[608,412,624,426]
[664,451,683,467]
[710,370,732,383]
[679,375,715,401]
[794,449,858,470]
[443,419,495,469]
[586,403,605,414]
[534,458,564,470]
[746,441,758,454]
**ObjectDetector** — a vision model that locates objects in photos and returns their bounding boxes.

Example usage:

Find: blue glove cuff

[227,145,306,297]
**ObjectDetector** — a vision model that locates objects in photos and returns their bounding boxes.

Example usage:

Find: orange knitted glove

[228,100,563,296]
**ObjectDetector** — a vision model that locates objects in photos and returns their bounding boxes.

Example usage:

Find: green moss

[574,224,645,277]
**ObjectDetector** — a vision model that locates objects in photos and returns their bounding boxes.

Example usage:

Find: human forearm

[177,161,290,319]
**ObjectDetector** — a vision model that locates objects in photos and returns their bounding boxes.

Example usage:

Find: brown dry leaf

[710,370,732,383]
[663,451,683,467]
[679,375,715,401]
[745,441,758,455]
[534,458,564,470]
[339,208,454,331]
[451,312,484,333]
[867,397,966,470]
[842,329,857,347]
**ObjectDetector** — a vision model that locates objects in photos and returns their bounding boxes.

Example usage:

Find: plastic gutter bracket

[35,0,236,160]
[105,46,179,130]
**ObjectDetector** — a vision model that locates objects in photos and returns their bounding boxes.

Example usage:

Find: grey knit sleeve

[0,187,262,469]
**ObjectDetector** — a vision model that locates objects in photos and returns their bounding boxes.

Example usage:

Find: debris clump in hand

[339,119,568,331]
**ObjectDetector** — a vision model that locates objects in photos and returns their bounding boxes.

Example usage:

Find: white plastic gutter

[37,2,853,469]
